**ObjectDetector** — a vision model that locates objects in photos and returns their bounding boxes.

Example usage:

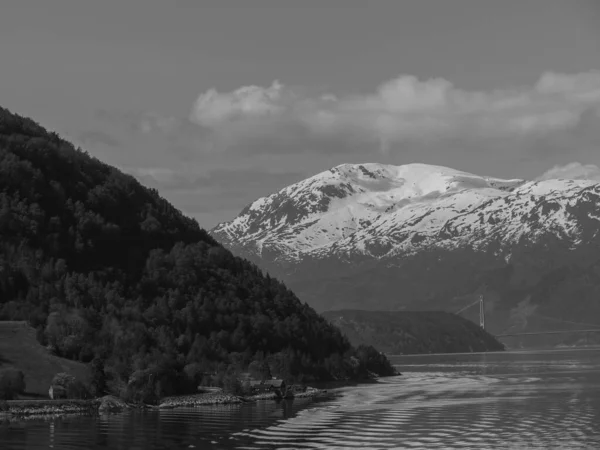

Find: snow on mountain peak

[212,163,537,257]
[328,163,525,198]
[209,163,600,332]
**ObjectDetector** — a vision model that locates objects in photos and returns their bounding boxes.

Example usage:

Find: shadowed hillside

[322,310,505,355]
[0,106,395,402]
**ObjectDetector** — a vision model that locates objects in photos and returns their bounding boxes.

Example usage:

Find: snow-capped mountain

[211,163,600,347]
[212,163,600,263]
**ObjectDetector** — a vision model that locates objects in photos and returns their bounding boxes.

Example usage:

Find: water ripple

[229,353,600,450]
[1,349,600,449]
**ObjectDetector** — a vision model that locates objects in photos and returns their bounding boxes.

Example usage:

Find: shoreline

[1,375,397,421]
[158,386,332,409]
[0,387,335,421]
[1,399,100,421]
[386,345,600,358]
[0,395,134,420]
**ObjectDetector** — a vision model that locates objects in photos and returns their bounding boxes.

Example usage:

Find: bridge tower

[479,294,485,330]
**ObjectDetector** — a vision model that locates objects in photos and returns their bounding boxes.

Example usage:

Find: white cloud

[191,81,286,127]
[536,162,600,181]
[535,72,600,101]
[188,71,600,151]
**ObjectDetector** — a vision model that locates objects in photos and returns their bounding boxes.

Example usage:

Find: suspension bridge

[455,294,600,339]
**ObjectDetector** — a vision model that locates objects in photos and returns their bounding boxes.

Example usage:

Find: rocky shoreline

[0,387,331,421]
[0,395,129,420]
[1,399,95,418]
[157,386,330,409]
[158,392,243,409]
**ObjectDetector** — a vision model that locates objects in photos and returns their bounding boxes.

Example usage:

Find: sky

[1,0,600,228]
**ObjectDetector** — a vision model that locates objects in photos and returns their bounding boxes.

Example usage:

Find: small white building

[49,385,67,400]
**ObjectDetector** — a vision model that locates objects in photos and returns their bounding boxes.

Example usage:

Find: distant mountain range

[212,163,600,346]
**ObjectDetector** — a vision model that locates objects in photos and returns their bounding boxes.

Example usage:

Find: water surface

[2,348,599,449]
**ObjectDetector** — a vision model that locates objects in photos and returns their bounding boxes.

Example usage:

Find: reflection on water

[1,348,599,449]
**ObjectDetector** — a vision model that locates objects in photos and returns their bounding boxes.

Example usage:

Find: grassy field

[0,321,90,398]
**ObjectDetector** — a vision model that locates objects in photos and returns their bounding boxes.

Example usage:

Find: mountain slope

[321,310,505,355]
[0,321,90,396]
[212,163,600,346]
[212,163,528,261]
[0,106,395,401]
[212,162,600,263]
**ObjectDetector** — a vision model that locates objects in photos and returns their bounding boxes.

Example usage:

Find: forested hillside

[0,106,395,401]
[322,310,505,355]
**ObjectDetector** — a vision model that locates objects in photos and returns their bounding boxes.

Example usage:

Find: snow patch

[211,163,600,261]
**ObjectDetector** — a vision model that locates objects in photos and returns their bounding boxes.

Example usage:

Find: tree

[248,360,271,381]
[51,372,89,399]
[0,368,26,400]
[90,357,107,397]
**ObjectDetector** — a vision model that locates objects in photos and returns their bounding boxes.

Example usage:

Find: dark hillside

[0,106,395,401]
[322,310,505,354]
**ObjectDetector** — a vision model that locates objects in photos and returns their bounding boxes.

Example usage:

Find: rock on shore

[2,399,96,418]
[293,387,329,399]
[97,395,128,413]
[158,392,242,409]
[158,387,329,409]
[0,395,131,419]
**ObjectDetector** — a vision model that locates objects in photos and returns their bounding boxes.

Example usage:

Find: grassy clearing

[0,321,90,397]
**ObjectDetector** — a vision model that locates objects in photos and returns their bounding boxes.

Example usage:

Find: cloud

[122,165,306,226]
[191,81,286,127]
[95,108,178,134]
[124,166,304,193]
[536,162,600,181]
[83,70,600,231]
[138,113,178,134]
[77,130,120,148]
[188,71,600,153]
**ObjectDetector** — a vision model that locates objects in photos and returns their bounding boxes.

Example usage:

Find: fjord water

[2,349,599,450]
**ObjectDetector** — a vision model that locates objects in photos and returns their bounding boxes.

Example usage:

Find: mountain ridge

[211,162,600,347]
[212,162,600,263]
